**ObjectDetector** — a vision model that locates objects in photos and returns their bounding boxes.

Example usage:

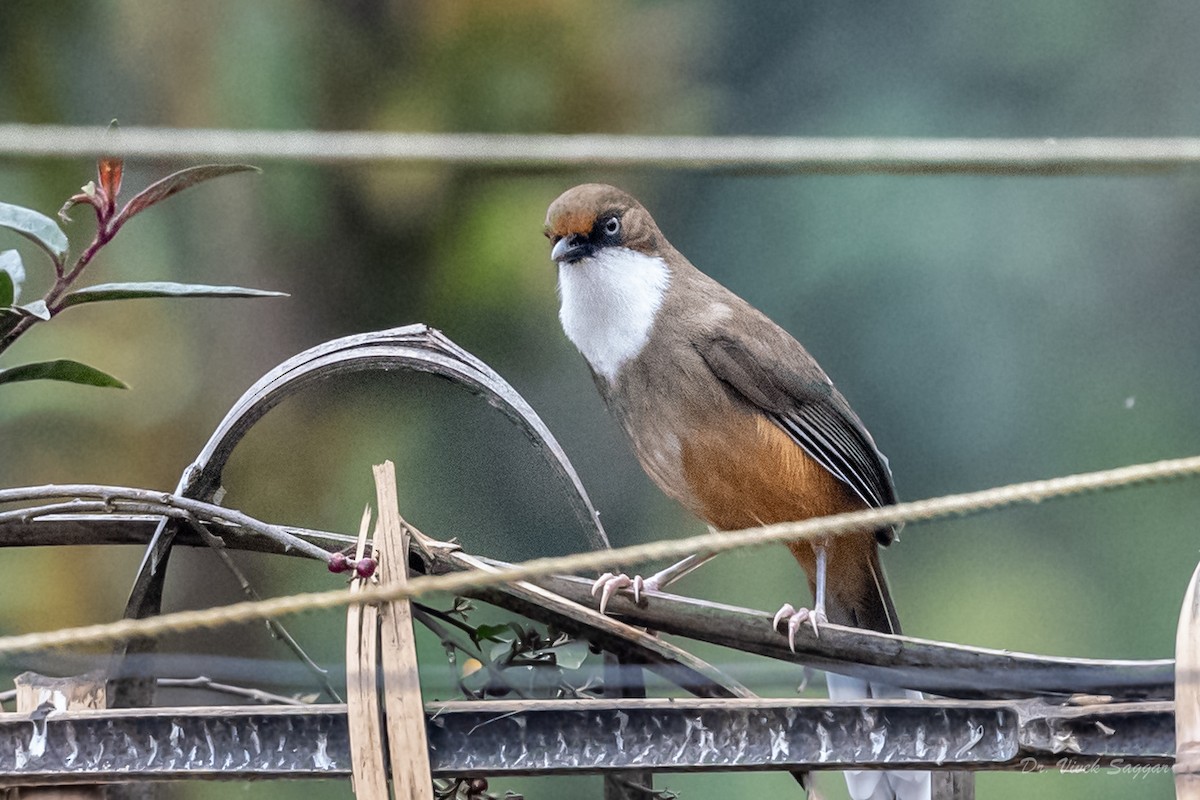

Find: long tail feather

[824,539,930,800]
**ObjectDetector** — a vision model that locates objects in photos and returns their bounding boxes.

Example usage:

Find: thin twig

[413,601,490,643]
[0,484,331,562]
[411,604,534,701]
[0,499,340,699]
[0,679,307,707]
[0,211,114,354]
[0,493,341,701]
[0,513,355,553]
[156,676,308,705]
[186,520,342,702]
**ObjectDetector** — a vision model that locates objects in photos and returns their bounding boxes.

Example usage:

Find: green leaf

[0,271,11,308]
[472,624,511,644]
[117,164,260,224]
[488,639,515,664]
[0,202,69,265]
[543,639,589,670]
[60,281,288,308]
[0,359,127,388]
[0,313,19,339]
[0,250,23,305]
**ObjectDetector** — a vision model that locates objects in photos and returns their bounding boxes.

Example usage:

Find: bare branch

[156,676,308,706]
[184,520,342,702]
[0,511,1176,702]
[0,484,330,562]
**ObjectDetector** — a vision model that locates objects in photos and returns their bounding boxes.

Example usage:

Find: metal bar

[425,699,1024,773]
[0,705,348,785]
[0,699,1172,785]
[1019,701,1176,764]
[5,126,1200,174]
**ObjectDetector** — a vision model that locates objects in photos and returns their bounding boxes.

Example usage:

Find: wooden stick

[1177,559,1200,798]
[374,461,433,800]
[345,507,388,800]
[14,671,106,800]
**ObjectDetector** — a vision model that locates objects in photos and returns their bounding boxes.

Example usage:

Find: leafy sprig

[0,126,283,389]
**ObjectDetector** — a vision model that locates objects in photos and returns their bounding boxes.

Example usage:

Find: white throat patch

[557,247,670,383]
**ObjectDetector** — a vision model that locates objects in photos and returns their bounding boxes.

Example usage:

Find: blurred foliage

[3,0,1200,798]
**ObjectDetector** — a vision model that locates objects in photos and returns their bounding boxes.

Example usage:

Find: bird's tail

[823,538,930,800]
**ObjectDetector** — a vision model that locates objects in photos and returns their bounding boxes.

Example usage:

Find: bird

[544,183,929,800]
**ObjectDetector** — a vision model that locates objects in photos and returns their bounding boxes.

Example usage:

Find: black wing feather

[696,333,897,533]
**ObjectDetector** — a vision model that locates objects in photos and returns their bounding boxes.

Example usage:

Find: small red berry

[327,552,349,573]
[355,558,377,579]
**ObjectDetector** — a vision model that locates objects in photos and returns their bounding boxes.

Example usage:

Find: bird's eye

[603,217,620,236]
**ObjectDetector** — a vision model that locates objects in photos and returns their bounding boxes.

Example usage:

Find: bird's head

[544,184,675,382]
[544,183,664,264]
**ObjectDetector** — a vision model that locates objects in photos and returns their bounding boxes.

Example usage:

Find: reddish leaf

[98,156,124,204]
[115,164,260,226]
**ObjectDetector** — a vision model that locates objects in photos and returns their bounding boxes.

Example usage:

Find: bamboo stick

[1174,559,1200,798]
[374,462,433,800]
[345,509,388,800]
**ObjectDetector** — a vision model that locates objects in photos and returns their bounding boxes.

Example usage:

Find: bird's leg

[814,541,828,618]
[772,540,830,650]
[592,551,718,615]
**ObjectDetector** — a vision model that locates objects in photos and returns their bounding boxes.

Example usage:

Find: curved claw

[631,575,646,605]
[772,603,829,651]
[772,603,797,633]
[590,572,648,615]
[591,572,618,596]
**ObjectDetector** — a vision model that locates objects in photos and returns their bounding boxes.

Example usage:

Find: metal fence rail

[0,698,1173,785]
[4,125,1200,173]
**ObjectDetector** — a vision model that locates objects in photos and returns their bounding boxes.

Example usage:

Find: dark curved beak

[551,233,591,263]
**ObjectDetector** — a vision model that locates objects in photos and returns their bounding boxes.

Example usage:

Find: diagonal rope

[0,454,1198,657]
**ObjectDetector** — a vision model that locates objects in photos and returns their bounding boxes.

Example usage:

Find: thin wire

[4,125,1200,173]
[0,453,1197,657]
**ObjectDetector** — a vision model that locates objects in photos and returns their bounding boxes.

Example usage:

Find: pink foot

[772,603,829,651]
[590,572,655,614]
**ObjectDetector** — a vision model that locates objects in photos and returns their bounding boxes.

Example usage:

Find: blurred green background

[3,1,1200,797]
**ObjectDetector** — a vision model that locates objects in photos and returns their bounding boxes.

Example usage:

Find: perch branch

[0,485,330,562]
